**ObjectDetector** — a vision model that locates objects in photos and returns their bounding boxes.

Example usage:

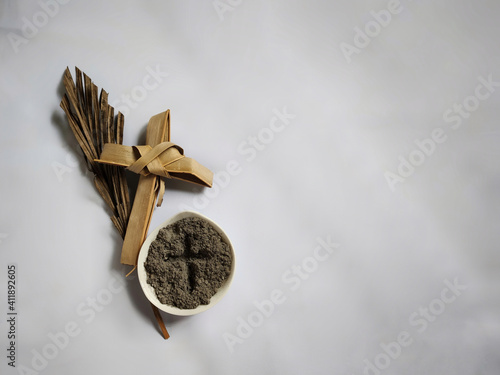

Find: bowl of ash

[137,211,235,316]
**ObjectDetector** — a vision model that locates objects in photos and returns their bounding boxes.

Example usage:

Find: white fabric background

[1,1,499,374]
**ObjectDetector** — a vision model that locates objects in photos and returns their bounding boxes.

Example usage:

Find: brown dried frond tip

[60,67,131,238]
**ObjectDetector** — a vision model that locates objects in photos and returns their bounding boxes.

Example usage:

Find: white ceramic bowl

[137,211,235,316]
